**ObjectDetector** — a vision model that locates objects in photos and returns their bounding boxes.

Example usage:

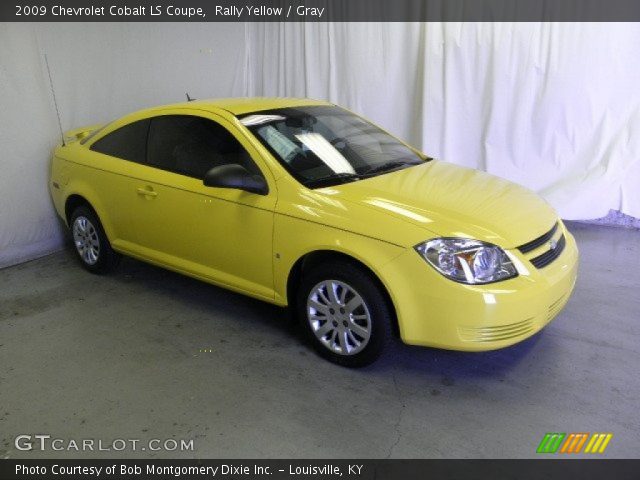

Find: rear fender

[62,179,115,241]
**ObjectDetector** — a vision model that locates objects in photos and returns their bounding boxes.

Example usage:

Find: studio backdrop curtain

[1,22,639,268]
[242,22,640,220]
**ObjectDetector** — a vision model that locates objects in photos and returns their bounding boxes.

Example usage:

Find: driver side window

[146,115,261,179]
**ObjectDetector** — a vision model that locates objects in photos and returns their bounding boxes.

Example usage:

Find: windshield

[240,106,425,188]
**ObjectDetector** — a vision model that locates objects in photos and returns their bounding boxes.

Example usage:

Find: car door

[126,112,277,301]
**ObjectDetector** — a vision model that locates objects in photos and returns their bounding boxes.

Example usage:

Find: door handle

[136,187,157,197]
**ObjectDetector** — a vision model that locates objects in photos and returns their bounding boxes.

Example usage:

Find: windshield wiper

[303,172,362,188]
[361,160,416,177]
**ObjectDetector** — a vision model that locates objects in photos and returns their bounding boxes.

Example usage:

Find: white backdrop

[244,22,640,221]
[1,22,639,268]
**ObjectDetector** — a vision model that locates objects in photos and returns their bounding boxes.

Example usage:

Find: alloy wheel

[72,216,100,265]
[306,280,372,356]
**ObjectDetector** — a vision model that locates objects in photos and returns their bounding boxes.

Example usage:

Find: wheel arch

[64,194,93,225]
[286,249,400,337]
[63,190,114,242]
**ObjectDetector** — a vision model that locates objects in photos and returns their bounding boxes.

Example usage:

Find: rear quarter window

[89,119,150,164]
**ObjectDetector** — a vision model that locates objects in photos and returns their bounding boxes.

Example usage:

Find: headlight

[415,238,517,284]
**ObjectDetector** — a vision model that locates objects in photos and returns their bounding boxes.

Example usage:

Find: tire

[69,205,120,274]
[296,261,393,367]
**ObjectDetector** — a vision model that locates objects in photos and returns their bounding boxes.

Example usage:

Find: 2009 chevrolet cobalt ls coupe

[50,97,578,367]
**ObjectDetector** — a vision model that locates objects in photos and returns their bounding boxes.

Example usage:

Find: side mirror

[203,164,268,195]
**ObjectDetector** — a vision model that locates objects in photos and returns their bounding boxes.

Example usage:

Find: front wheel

[297,262,393,367]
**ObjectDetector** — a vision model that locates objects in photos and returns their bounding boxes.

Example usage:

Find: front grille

[530,234,566,268]
[517,222,559,254]
[458,317,535,343]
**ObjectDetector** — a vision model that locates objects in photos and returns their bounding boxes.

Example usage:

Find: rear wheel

[297,261,393,367]
[70,205,119,274]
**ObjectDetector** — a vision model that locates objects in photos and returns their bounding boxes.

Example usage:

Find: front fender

[273,212,406,306]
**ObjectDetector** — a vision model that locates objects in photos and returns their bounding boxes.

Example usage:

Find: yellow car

[49,97,578,367]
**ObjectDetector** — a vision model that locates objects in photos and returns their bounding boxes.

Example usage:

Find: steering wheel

[289,151,320,171]
[330,137,346,148]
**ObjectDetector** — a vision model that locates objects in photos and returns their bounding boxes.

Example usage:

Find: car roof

[150,97,333,116]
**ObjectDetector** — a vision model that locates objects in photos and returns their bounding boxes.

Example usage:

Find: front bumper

[380,224,579,351]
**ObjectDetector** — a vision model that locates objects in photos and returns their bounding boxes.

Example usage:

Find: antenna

[44,54,65,146]
[186,92,195,102]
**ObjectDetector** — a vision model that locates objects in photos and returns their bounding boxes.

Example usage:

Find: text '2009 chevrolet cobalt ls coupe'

[50,98,578,367]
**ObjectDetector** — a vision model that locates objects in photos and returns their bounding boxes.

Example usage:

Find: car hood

[328,160,558,249]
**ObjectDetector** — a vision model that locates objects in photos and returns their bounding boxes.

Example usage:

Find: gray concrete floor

[0,223,638,459]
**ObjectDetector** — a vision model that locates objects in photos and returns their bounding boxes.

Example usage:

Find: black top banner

[4,0,640,22]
